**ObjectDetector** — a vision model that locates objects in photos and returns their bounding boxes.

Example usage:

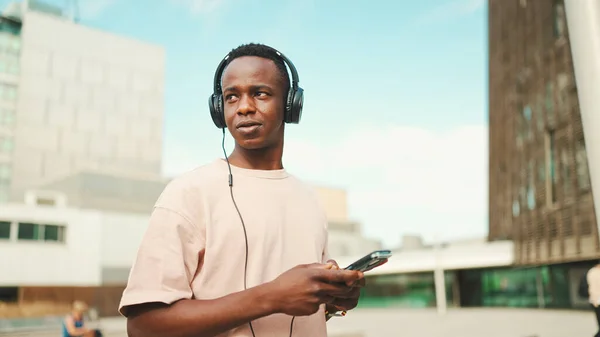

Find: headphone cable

[221,128,295,337]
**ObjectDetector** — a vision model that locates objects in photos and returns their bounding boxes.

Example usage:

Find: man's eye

[225,95,238,102]
[256,92,268,97]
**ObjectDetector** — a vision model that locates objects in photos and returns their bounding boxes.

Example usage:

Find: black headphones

[208,45,304,129]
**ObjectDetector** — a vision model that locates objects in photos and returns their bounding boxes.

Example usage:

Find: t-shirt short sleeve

[119,177,205,317]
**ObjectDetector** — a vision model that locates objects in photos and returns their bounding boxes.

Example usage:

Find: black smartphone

[343,250,392,272]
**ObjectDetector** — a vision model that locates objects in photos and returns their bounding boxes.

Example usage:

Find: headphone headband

[212,46,300,95]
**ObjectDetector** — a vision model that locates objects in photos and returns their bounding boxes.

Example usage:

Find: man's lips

[236,121,262,128]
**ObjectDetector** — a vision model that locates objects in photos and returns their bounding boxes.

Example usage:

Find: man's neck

[228,144,284,171]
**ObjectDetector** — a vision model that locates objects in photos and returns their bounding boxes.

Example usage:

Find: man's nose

[236,95,255,115]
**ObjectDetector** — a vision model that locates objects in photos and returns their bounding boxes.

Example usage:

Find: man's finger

[320,269,363,284]
[331,286,360,299]
[326,259,340,270]
[330,297,359,311]
[312,263,336,270]
[346,276,366,287]
[316,282,353,297]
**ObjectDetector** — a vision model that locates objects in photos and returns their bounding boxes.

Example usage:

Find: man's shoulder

[170,159,225,185]
[156,159,225,207]
[284,174,320,197]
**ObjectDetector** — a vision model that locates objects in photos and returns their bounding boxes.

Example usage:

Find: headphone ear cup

[209,94,227,129]
[284,88,294,123]
[287,87,304,124]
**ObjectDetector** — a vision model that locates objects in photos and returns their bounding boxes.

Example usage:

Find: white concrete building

[0,170,169,289]
[0,180,380,289]
[0,1,165,203]
[0,201,147,287]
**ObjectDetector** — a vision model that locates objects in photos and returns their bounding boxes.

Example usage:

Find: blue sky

[11,0,489,248]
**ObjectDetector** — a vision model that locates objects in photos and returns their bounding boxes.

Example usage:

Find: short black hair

[224,43,290,92]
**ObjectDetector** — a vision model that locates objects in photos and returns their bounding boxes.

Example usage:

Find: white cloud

[284,124,489,248]
[163,123,489,248]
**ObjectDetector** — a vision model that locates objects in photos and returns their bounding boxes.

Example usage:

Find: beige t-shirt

[119,159,330,337]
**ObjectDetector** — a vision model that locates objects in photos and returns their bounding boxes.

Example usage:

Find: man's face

[221,56,286,150]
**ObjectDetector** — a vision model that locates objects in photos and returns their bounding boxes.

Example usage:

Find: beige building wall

[314,186,348,222]
[314,185,382,257]
[9,11,165,201]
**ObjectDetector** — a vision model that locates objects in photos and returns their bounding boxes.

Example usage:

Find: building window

[576,139,591,191]
[522,105,533,141]
[0,57,19,75]
[0,137,13,152]
[512,200,520,217]
[0,287,18,302]
[0,30,21,54]
[538,161,546,182]
[17,222,41,240]
[0,108,14,125]
[0,83,17,101]
[560,149,571,197]
[0,178,8,202]
[545,83,555,127]
[44,224,65,242]
[360,272,436,308]
[7,61,18,74]
[536,96,545,132]
[17,222,65,242]
[36,197,56,206]
[0,220,10,239]
[553,0,566,39]
[527,185,536,210]
[546,130,557,205]
[0,163,11,180]
[0,18,21,35]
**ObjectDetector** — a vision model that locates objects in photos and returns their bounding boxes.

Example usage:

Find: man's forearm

[127,283,277,337]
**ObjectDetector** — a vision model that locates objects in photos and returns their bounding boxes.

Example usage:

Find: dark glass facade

[458,266,571,308]
[359,262,596,310]
[357,272,456,309]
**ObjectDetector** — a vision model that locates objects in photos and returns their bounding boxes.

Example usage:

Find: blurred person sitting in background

[62,301,102,337]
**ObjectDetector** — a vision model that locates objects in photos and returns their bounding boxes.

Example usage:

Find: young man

[119,43,366,337]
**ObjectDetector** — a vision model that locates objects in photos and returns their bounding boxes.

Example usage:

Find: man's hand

[324,260,366,312]
[266,263,364,317]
